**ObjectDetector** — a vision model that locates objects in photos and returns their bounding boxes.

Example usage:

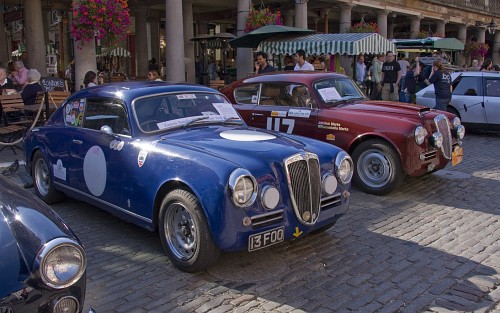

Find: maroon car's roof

[238,71,348,85]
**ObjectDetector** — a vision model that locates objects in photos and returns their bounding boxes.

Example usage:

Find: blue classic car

[0,175,88,313]
[24,82,353,272]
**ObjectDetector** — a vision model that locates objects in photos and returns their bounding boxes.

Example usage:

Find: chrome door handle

[72,139,83,144]
[252,113,264,117]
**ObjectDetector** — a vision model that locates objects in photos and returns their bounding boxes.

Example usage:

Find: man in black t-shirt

[381,51,402,101]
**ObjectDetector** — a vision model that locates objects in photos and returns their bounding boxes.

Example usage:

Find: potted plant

[464,41,490,61]
[244,4,282,33]
[71,0,131,47]
[348,21,378,33]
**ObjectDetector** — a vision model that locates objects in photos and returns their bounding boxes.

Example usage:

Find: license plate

[452,147,463,166]
[248,227,284,252]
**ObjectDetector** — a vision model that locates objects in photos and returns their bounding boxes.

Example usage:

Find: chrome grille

[284,152,321,225]
[434,114,452,159]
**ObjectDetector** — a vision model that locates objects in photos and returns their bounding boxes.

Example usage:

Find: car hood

[340,100,432,116]
[0,178,75,298]
[154,125,329,169]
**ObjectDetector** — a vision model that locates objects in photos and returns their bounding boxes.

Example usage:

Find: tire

[32,151,64,204]
[158,189,220,272]
[352,139,405,196]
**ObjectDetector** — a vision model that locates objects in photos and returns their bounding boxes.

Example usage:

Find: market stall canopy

[11,49,22,57]
[393,37,464,51]
[258,33,397,56]
[98,47,131,57]
[229,25,314,48]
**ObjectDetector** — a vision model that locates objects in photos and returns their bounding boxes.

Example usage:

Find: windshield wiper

[183,116,210,127]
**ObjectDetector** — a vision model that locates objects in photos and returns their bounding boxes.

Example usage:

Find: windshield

[134,92,243,132]
[313,77,365,105]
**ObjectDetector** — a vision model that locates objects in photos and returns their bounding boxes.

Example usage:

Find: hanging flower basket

[348,22,378,33]
[464,41,489,60]
[71,0,131,47]
[244,5,282,33]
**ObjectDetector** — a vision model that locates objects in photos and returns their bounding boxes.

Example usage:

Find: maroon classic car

[221,72,465,195]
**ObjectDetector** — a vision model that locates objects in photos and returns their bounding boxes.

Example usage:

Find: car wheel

[159,189,220,272]
[352,139,405,195]
[32,151,64,204]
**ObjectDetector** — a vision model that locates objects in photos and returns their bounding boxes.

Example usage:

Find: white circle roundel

[83,146,107,196]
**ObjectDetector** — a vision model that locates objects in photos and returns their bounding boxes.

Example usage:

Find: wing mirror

[100,125,114,135]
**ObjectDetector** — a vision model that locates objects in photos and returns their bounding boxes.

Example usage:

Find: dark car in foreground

[0,175,87,313]
[23,81,353,272]
[221,72,466,195]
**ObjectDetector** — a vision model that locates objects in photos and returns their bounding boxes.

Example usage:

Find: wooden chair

[110,75,126,83]
[47,91,70,108]
[0,94,31,126]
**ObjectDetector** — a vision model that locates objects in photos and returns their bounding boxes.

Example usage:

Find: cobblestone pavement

[2,132,500,313]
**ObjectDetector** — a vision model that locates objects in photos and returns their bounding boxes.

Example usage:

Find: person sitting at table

[0,67,16,94]
[11,60,29,91]
[21,69,44,105]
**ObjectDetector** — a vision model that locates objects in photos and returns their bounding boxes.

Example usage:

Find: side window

[82,99,130,135]
[485,79,500,97]
[452,76,481,96]
[64,98,85,127]
[234,83,260,104]
[288,84,316,108]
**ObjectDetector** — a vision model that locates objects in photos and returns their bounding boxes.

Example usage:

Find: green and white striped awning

[11,49,22,57]
[98,47,131,57]
[258,33,397,56]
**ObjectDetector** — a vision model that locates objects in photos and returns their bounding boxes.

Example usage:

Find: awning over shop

[98,47,131,57]
[258,33,397,56]
[392,37,464,51]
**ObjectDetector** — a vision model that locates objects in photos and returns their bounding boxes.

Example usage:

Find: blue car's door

[68,98,134,211]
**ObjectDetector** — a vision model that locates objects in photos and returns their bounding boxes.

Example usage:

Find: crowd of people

[0,61,44,106]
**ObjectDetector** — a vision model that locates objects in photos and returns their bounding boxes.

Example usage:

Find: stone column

[339,5,352,33]
[149,11,160,67]
[183,0,195,83]
[0,8,8,67]
[165,0,185,81]
[377,10,388,38]
[388,23,395,39]
[410,16,421,39]
[313,17,320,32]
[294,0,308,29]
[493,32,500,65]
[74,39,96,90]
[24,0,47,75]
[284,10,294,27]
[322,9,330,33]
[476,27,486,43]
[236,0,252,79]
[134,8,148,78]
[436,20,446,37]
[457,24,467,67]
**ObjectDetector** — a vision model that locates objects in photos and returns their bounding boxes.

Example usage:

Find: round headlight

[455,124,465,140]
[414,125,428,145]
[37,238,86,289]
[335,151,353,185]
[261,186,280,210]
[432,132,443,148]
[452,116,461,128]
[322,173,338,195]
[229,168,257,207]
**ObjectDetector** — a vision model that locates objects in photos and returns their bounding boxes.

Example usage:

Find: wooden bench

[47,91,70,108]
[209,80,225,91]
[0,124,26,154]
[0,94,31,127]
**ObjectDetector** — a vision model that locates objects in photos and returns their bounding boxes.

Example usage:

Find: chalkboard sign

[40,77,67,92]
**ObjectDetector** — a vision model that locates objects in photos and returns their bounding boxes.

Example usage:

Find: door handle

[252,113,264,117]
[72,139,83,144]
